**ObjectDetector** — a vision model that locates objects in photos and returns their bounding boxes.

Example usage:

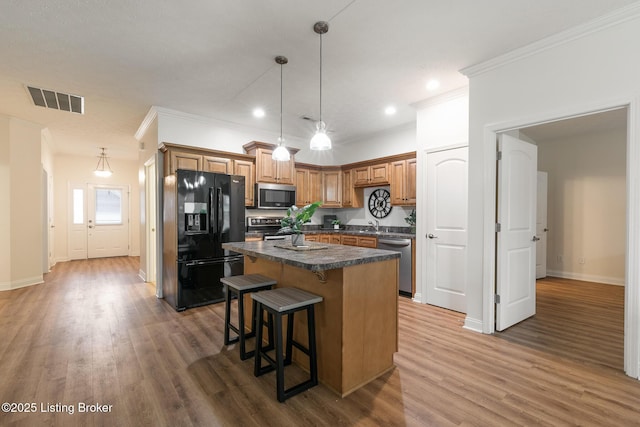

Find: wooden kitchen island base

[244,256,398,397]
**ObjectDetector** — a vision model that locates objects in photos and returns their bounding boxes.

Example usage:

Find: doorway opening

[495,107,627,370]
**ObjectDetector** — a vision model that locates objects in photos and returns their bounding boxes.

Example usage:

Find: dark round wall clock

[368,189,392,218]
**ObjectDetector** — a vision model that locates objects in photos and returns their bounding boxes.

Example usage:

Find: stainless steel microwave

[255,183,296,209]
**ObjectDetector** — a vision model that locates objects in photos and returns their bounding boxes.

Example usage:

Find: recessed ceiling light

[426,79,440,91]
[384,106,397,115]
[253,108,265,118]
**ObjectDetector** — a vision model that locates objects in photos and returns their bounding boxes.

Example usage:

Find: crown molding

[134,106,158,141]
[461,3,640,78]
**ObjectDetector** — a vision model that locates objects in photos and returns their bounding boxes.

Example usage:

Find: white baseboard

[463,316,483,333]
[412,292,423,303]
[0,275,44,291]
[546,270,624,286]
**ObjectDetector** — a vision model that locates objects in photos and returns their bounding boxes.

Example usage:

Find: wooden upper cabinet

[243,141,297,185]
[342,169,353,207]
[295,166,322,206]
[160,142,256,207]
[322,169,341,208]
[390,158,416,206]
[203,156,232,174]
[353,163,389,187]
[170,151,202,174]
[233,159,255,206]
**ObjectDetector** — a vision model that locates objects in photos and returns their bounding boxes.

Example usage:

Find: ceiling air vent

[26,86,84,114]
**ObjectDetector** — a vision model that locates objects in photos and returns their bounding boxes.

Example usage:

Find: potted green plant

[404,209,416,233]
[332,219,342,230]
[279,201,322,246]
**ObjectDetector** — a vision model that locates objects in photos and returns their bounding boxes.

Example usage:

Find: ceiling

[1,1,638,160]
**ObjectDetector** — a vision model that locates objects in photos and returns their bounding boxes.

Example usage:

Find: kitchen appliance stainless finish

[255,183,296,209]
[246,216,289,240]
[377,237,412,296]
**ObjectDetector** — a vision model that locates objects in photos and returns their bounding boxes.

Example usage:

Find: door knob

[532,235,540,242]
[427,233,438,239]
[544,228,549,232]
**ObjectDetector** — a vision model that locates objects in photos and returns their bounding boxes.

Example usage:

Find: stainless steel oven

[246,216,291,241]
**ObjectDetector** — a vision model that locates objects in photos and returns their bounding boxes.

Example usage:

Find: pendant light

[310,21,331,151]
[272,56,291,161]
[94,147,113,177]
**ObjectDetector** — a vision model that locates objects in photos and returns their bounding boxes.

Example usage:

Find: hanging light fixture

[310,21,331,151]
[94,147,113,177]
[272,55,291,161]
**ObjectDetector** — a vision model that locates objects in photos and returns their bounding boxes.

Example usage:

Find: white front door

[536,171,548,279]
[87,184,130,258]
[69,183,88,260]
[496,134,538,331]
[425,146,468,313]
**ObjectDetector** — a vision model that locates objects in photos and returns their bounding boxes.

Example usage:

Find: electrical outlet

[579,257,585,265]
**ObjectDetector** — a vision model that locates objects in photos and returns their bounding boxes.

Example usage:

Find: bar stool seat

[221,274,276,360]
[252,287,323,402]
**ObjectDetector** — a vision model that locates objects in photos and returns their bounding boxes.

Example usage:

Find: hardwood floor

[1,258,639,426]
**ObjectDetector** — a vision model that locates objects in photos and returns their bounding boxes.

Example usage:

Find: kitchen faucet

[368,220,379,232]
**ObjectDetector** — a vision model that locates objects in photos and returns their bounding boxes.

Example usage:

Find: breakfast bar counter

[222,240,400,397]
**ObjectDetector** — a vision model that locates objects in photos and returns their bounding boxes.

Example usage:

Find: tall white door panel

[496,134,538,331]
[425,146,468,313]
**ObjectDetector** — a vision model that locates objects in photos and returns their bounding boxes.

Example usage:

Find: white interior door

[87,184,129,258]
[536,171,548,279]
[145,158,157,283]
[425,146,468,313]
[496,134,538,331]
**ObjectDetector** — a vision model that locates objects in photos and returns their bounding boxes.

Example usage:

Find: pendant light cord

[319,31,323,123]
[280,62,283,141]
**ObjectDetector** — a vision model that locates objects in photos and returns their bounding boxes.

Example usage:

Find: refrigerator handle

[209,187,216,233]
[217,187,223,234]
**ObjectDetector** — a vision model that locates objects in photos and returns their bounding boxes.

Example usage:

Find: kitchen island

[222,240,400,397]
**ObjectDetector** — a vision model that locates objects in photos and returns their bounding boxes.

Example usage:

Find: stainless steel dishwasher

[377,237,412,296]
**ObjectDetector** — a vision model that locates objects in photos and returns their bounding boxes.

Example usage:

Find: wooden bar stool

[251,287,323,402]
[221,274,276,360]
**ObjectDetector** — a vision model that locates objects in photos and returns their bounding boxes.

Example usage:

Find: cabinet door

[255,149,278,183]
[233,159,255,206]
[276,158,295,185]
[353,166,370,186]
[330,235,341,244]
[405,158,417,205]
[295,169,309,206]
[322,170,341,207]
[370,163,389,184]
[203,156,231,174]
[319,234,331,244]
[305,234,320,242]
[308,169,323,204]
[342,169,353,207]
[170,151,202,174]
[390,160,406,205]
[357,236,377,248]
[341,236,358,246]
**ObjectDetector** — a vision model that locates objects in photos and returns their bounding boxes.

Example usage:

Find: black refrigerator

[163,169,245,311]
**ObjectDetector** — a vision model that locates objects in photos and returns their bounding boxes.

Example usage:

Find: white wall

[332,123,416,165]
[0,115,10,287]
[463,5,640,376]
[53,154,140,262]
[538,127,626,285]
[0,117,45,290]
[413,87,469,303]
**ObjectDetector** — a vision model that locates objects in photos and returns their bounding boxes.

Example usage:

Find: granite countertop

[303,229,416,239]
[222,240,400,272]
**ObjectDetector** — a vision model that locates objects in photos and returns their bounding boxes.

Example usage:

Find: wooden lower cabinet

[305,233,375,248]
